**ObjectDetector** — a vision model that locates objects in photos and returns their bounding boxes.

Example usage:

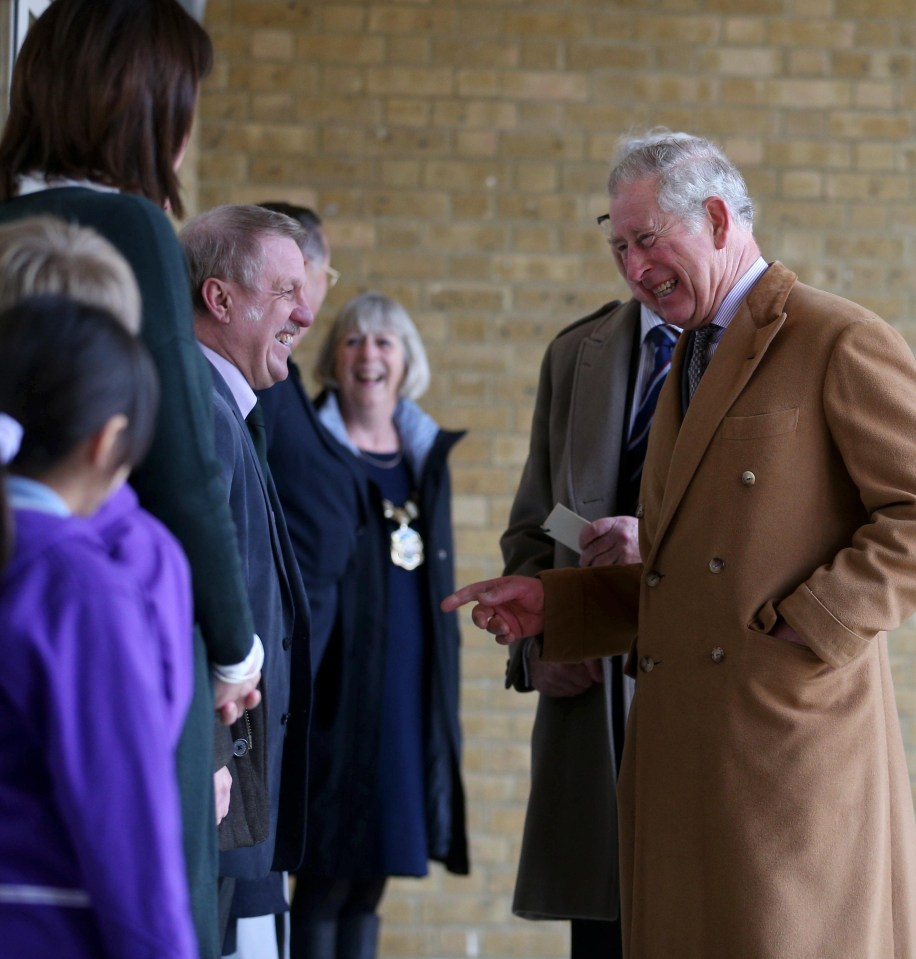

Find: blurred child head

[0,215,141,332]
[0,296,159,564]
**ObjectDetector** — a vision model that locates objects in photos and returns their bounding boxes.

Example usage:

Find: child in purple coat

[0,296,197,959]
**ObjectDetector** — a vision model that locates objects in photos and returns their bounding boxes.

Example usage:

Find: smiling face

[334,324,406,421]
[608,175,730,331]
[226,234,313,389]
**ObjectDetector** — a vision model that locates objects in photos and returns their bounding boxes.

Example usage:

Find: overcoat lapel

[645,263,797,563]
[568,300,638,517]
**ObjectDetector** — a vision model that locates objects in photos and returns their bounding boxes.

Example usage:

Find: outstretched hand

[441,575,545,644]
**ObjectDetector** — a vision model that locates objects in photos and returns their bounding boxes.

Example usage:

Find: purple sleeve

[89,486,194,747]
[37,568,197,959]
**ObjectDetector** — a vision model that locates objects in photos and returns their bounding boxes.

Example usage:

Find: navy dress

[359,453,429,876]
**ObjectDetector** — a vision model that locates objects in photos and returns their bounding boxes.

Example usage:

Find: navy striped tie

[620,324,679,514]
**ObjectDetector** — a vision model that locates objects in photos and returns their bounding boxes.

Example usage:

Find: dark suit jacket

[208,366,311,880]
[501,299,637,922]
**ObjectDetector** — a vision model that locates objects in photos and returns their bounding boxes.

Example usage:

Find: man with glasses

[446,130,916,959]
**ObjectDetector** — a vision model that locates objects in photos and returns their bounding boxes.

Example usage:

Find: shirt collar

[7,475,71,516]
[16,173,120,197]
[198,343,257,419]
[710,256,768,333]
[639,303,681,342]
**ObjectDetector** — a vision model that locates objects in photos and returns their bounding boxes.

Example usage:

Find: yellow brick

[366,66,454,96]
[187,5,916,956]
[502,71,589,102]
[251,29,295,60]
[383,97,431,128]
[520,41,563,71]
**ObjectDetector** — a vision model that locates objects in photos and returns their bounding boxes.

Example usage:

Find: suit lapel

[569,300,639,518]
[212,368,296,615]
[646,263,797,561]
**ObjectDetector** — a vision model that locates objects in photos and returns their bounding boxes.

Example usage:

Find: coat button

[635,503,645,518]
[437,548,448,561]
[708,557,725,573]
[232,738,249,757]
[282,635,292,650]
[646,570,662,587]
[741,470,756,486]
[639,656,656,673]
[711,647,725,664]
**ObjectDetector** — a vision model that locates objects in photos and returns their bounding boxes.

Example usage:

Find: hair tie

[0,413,23,466]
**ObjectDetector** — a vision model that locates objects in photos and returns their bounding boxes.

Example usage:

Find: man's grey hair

[180,204,309,314]
[608,129,754,232]
[258,201,328,265]
[314,291,431,401]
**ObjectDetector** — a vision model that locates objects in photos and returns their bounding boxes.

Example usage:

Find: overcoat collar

[568,299,639,516]
[645,262,798,562]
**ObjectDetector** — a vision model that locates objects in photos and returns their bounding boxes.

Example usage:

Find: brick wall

[195,3,916,957]
[3,1,912,957]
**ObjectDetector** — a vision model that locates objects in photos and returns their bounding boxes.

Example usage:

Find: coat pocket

[722,407,798,440]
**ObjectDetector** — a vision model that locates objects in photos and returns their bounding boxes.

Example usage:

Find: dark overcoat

[501,300,634,921]
[261,371,469,877]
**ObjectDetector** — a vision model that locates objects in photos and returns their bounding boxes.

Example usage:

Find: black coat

[259,365,469,877]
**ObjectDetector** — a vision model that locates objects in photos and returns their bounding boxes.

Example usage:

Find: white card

[541,503,588,554]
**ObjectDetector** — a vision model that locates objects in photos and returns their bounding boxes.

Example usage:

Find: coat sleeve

[539,563,641,663]
[777,318,916,667]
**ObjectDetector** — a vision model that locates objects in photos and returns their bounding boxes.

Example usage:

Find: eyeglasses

[325,265,340,288]
[596,214,613,241]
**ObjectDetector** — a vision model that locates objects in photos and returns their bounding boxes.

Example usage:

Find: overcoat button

[282,635,292,650]
[635,503,645,519]
[640,656,656,673]
[741,470,756,486]
[232,738,249,757]
[708,557,725,573]
[437,548,448,561]
[711,647,725,663]
[646,571,662,587]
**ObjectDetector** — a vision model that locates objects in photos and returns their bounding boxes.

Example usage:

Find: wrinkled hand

[441,575,545,644]
[579,515,640,568]
[213,674,262,726]
[530,645,603,696]
[214,765,232,825]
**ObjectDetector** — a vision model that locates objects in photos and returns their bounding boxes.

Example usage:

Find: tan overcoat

[541,263,916,958]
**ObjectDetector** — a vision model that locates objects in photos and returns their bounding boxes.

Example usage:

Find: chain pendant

[383,497,424,570]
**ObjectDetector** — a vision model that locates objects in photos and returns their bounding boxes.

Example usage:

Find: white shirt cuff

[210,634,264,685]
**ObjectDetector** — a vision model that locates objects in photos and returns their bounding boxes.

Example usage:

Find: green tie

[246,400,269,476]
